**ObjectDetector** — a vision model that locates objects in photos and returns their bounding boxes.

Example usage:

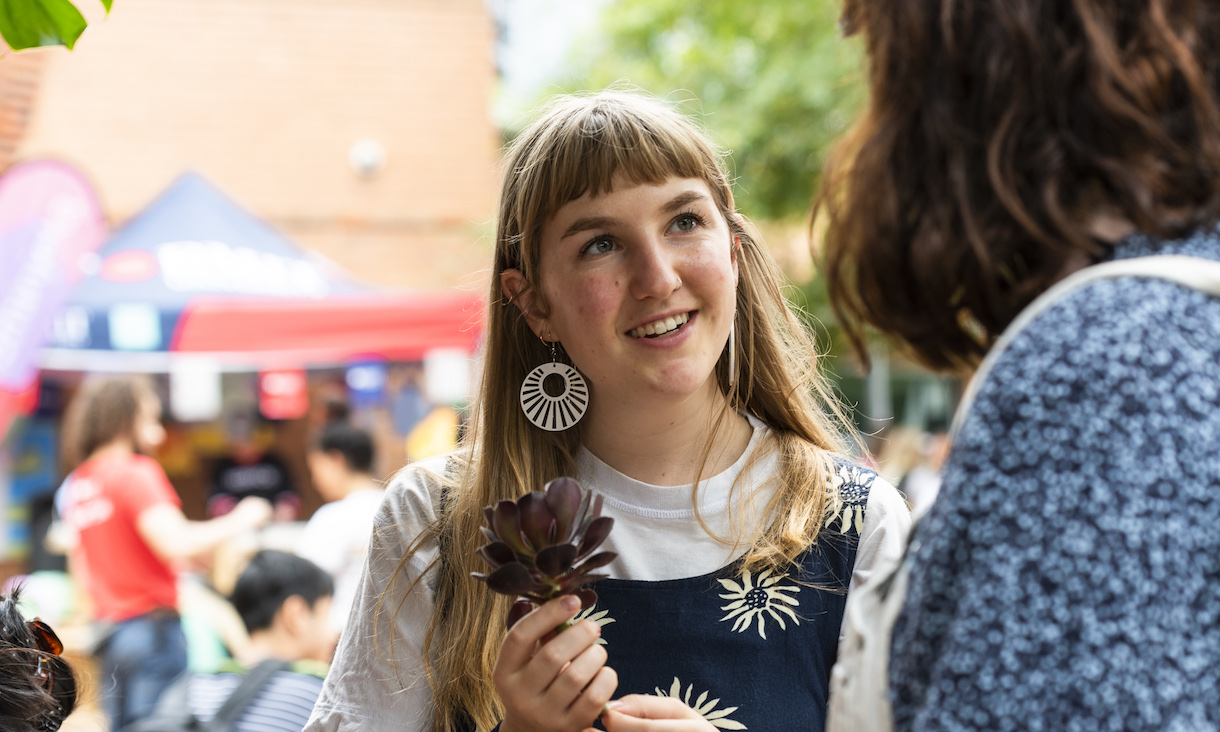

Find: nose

[628,235,682,300]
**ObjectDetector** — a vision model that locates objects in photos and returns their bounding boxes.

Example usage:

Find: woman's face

[505,176,739,409]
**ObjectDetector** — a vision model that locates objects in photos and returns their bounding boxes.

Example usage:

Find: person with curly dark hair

[0,589,77,732]
[817,0,1220,729]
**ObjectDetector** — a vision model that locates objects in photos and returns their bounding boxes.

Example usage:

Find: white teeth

[630,312,690,338]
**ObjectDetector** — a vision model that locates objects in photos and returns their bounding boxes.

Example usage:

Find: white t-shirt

[295,487,385,631]
[305,418,910,732]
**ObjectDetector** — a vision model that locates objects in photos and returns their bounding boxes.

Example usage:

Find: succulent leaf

[572,551,616,574]
[577,516,614,558]
[492,501,530,555]
[517,492,555,551]
[576,588,599,610]
[544,477,583,541]
[535,543,579,578]
[482,562,535,595]
[560,571,609,593]
[478,542,516,568]
[506,599,533,629]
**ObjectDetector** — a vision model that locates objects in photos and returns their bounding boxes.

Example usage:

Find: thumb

[604,694,704,721]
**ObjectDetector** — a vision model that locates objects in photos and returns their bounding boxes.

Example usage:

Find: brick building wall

[12,0,499,291]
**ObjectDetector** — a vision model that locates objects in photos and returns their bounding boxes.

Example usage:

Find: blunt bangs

[499,92,732,277]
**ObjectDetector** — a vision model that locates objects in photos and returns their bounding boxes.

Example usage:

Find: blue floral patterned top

[891,226,1220,730]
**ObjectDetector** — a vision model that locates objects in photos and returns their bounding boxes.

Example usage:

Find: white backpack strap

[951,254,1220,437]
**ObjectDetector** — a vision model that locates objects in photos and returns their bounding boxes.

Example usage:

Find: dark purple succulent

[472,476,616,630]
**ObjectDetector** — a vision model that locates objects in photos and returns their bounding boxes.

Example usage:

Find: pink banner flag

[0,161,106,439]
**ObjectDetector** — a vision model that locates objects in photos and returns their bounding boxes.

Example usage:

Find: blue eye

[582,236,615,256]
[670,213,703,233]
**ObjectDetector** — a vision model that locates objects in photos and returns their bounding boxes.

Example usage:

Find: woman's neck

[88,439,135,462]
[578,384,752,486]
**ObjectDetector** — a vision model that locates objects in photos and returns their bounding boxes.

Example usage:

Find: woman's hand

[495,595,618,732]
[594,695,718,731]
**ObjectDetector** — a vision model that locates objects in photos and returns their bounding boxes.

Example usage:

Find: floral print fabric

[891,228,1220,731]
[592,464,874,732]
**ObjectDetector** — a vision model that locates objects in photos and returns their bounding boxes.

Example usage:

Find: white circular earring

[520,341,588,431]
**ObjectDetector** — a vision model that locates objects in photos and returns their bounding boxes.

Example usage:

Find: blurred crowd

[4,374,394,731]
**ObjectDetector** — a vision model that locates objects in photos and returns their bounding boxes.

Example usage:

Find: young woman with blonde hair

[306,90,908,732]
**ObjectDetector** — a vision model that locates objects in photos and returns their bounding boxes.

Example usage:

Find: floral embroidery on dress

[824,463,873,534]
[717,568,800,639]
[655,677,747,730]
[573,604,615,645]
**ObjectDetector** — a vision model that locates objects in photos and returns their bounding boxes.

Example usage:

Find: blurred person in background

[58,375,273,730]
[0,588,78,732]
[873,426,949,518]
[209,408,300,522]
[295,421,384,632]
[819,0,1220,728]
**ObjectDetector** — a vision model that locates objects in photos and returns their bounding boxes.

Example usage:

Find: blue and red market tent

[39,173,483,373]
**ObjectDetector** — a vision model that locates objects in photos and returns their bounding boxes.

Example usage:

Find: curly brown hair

[818,0,1220,371]
[61,375,157,470]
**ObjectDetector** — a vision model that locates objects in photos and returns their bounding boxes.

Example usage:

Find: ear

[277,594,309,635]
[500,268,549,339]
[729,226,743,286]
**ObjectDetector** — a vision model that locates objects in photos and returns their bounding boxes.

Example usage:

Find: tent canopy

[41,173,484,371]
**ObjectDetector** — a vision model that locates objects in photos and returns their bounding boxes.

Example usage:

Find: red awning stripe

[169,292,485,361]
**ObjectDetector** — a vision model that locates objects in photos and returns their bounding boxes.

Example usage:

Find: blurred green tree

[0,0,110,51]
[552,0,864,223]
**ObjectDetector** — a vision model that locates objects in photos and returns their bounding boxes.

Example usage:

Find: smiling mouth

[629,312,691,339]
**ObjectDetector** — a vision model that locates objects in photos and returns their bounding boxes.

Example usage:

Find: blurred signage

[345,361,387,408]
[424,348,472,406]
[157,240,329,297]
[0,161,106,439]
[259,369,309,420]
[170,358,222,422]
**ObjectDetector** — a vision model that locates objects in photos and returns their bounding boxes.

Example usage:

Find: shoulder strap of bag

[205,659,290,732]
[951,254,1220,438]
[826,254,1220,732]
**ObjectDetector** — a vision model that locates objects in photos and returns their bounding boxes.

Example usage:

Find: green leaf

[99,0,111,12]
[0,0,89,50]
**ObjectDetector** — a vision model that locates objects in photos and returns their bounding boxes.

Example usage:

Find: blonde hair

[384,90,854,731]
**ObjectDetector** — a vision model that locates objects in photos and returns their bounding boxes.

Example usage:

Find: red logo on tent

[100,250,158,283]
[259,369,309,420]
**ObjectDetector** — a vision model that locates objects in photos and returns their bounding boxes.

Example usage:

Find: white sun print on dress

[654,677,747,730]
[825,463,873,534]
[572,604,615,645]
[717,568,801,639]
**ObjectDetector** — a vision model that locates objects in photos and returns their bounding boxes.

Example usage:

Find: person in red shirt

[58,375,272,731]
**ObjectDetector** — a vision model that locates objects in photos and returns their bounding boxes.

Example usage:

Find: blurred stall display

[345,362,387,409]
[170,357,223,422]
[41,173,484,373]
[0,161,106,440]
[423,348,472,406]
[259,369,309,421]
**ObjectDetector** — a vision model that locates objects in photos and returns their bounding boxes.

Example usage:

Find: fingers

[600,692,707,727]
[493,595,617,732]
[497,595,582,672]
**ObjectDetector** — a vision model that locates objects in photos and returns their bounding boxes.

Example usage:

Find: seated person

[0,589,77,732]
[184,551,337,731]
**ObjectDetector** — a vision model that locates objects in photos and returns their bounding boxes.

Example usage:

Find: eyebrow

[560,190,713,240]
